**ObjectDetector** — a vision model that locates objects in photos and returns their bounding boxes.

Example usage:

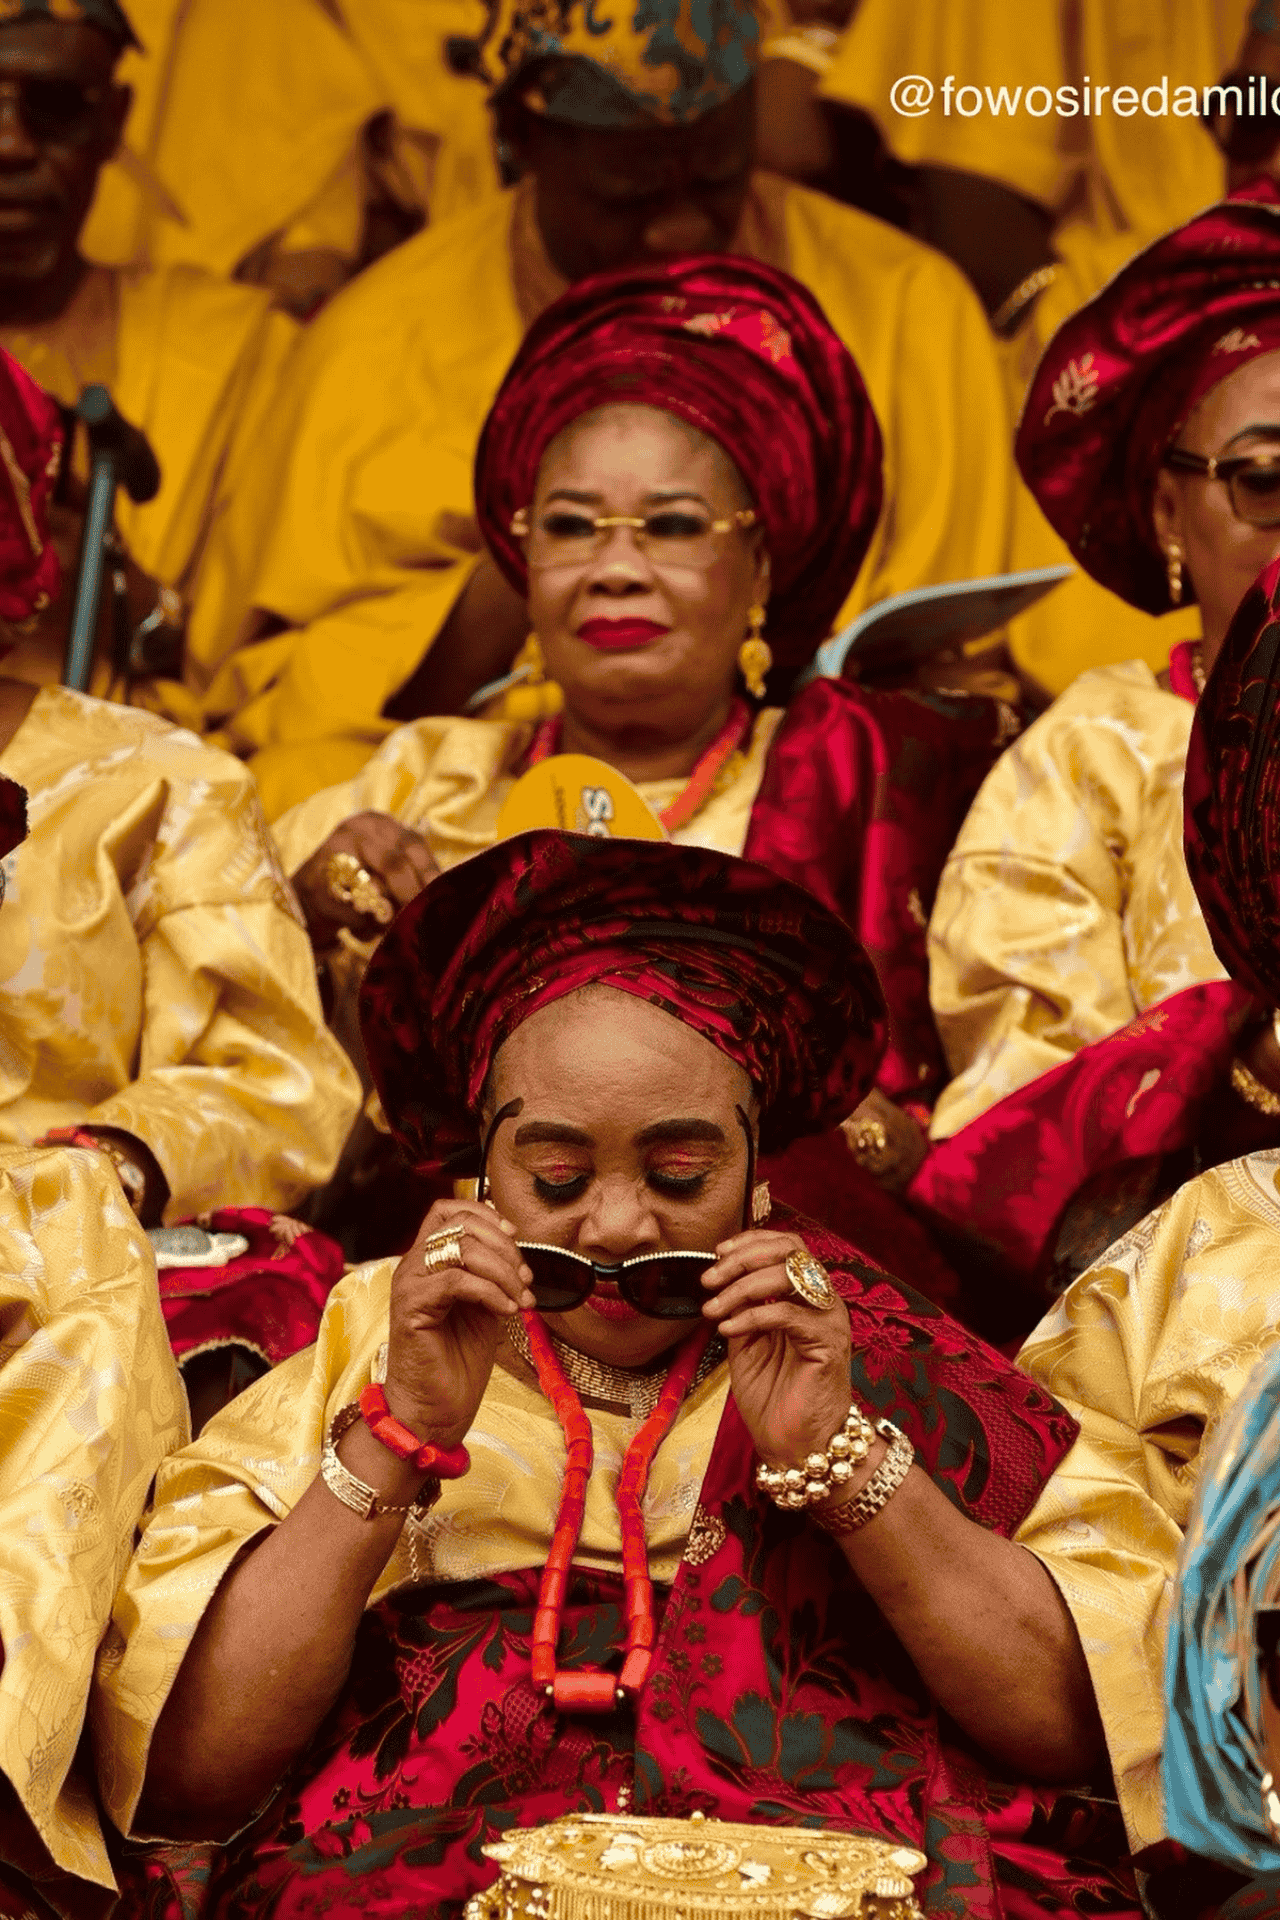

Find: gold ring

[848,1116,889,1170]
[325,851,394,926]
[784,1249,837,1311]
[420,1228,464,1275]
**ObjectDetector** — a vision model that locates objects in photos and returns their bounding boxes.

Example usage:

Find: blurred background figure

[80,0,500,319]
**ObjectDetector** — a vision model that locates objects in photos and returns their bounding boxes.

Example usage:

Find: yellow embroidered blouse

[0,687,360,1220]
[1015,1148,1280,1850]
[94,1257,728,1840]
[927,662,1228,1140]
[0,1146,186,1888]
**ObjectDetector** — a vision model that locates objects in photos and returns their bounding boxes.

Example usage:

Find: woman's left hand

[702,1229,853,1470]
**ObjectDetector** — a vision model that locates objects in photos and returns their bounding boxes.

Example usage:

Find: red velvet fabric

[474,255,883,677]
[158,1208,346,1370]
[908,980,1253,1288]
[1017,198,1280,614]
[0,348,61,625]
[117,1217,1140,1920]
[1184,551,1280,1008]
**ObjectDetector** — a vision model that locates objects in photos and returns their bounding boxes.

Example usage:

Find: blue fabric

[1164,1342,1280,1873]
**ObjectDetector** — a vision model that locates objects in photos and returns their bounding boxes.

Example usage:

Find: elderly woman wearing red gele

[101,830,1140,1920]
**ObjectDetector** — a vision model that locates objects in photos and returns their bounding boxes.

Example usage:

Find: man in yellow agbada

[0,0,299,724]
[817,0,1250,696]
[195,0,1018,819]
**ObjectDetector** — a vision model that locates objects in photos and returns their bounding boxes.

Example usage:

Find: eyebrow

[1221,423,1280,450]
[542,488,715,511]
[509,1118,728,1148]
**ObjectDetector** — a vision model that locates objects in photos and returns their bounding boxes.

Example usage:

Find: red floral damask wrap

[158,1208,347,1371]
[119,1218,1140,1920]
[1017,197,1280,614]
[0,349,61,627]
[474,256,883,677]
[359,829,886,1174]
[1184,551,1280,1006]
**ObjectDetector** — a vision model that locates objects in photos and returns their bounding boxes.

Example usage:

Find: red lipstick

[576,617,671,652]
[586,1281,645,1324]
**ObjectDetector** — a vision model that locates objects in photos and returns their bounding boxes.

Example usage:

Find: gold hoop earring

[738,605,772,700]
[1165,542,1184,607]
[751,1180,772,1225]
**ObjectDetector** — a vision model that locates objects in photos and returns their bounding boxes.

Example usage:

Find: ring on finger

[784,1248,837,1311]
[325,851,394,926]
[420,1227,465,1275]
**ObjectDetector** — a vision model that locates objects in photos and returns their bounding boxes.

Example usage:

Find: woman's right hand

[291,811,439,949]
[382,1200,534,1450]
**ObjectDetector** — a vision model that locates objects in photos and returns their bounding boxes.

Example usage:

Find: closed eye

[533,1173,590,1204]
[648,1170,709,1196]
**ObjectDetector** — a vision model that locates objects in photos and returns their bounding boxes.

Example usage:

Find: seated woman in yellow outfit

[893,196,1280,1319]
[0,346,360,1410]
[0,365,187,1919]
[99,827,1141,1920]
[277,254,1002,1300]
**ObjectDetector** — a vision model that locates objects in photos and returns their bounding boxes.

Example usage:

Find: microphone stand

[63,384,161,693]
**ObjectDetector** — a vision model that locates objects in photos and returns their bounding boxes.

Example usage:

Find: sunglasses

[0,77,110,146]
[477,1100,755,1320]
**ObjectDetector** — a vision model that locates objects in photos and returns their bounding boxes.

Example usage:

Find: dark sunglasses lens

[519,1245,594,1313]
[621,1251,712,1320]
[22,79,100,143]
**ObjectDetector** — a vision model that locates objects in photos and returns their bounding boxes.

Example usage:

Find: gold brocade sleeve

[0,690,361,1220]
[1015,1148,1280,1851]
[927,663,1226,1140]
[0,1147,186,1887]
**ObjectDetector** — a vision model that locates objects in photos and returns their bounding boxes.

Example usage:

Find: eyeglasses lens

[1230,461,1280,527]
[517,1244,714,1318]
[528,510,721,570]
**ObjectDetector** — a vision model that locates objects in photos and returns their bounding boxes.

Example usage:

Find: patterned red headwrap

[474,256,883,679]
[1018,197,1280,615]
[0,349,62,627]
[1184,551,1280,1006]
[359,829,886,1176]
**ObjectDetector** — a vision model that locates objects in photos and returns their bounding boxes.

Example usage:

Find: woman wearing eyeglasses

[272,255,1007,1295]
[903,197,1280,1317]
[100,829,1140,1920]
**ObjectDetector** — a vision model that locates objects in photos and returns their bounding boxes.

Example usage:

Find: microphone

[76,384,161,504]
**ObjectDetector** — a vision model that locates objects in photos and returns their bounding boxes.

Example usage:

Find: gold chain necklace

[505,1314,724,1420]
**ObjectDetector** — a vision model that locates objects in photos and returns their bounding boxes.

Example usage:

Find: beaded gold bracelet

[755,1402,876,1511]
[1231,1057,1280,1118]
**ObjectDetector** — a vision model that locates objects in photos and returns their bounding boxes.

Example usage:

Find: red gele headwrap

[0,349,62,627]
[1184,551,1280,1007]
[359,830,886,1176]
[1017,197,1280,615]
[474,256,883,678]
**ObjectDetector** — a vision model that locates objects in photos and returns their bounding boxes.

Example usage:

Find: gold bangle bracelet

[320,1402,441,1521]
[811,1420,914,1536]
[1231,1057,1280,1118]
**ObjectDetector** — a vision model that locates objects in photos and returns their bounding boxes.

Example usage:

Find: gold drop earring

[738,604,772,700]
[1165,541,1184,607]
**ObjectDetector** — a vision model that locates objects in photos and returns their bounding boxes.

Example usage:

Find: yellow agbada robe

[927,662,1228,1140]
[82,0,499,284]
[94,1257,728,1840]
[0,1145,186,1890]
[820,0,1249,694]
[0,263,298,727]
[196,172,1016,819]
[0,686,360,1221]
[1014,1146,1280,1851]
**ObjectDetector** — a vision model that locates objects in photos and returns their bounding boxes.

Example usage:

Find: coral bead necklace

[520,1309,713,1714]
[526,698,753,835]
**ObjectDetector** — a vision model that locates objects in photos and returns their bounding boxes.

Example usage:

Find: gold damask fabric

[95,1258,726,1839]
[0,1145,186,1887]
[0,687,360,1220]
[1015,1148,1280,1851]
[271,707,786,877]
[928,661,1228,1139]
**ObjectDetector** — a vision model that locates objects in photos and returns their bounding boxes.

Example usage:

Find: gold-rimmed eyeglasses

[1162,445,1280,528]
[510,504,757,570]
